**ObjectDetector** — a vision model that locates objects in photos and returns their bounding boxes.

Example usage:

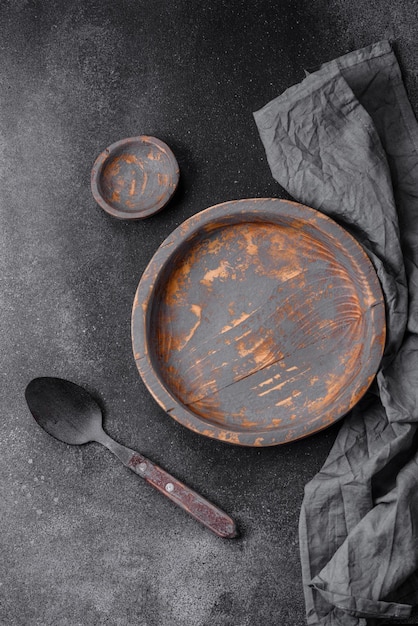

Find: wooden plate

[132,199,385,446]
[91,136,179,219]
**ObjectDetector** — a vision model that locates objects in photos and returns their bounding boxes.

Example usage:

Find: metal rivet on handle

[165,482,174,492]
[138,462,147,473]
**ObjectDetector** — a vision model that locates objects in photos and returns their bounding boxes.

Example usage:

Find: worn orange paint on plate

[131,199,386,446]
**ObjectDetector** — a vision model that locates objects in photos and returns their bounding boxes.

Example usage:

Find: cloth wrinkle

[254,40,418,625]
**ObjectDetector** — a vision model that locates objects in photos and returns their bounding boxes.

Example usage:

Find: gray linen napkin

[254,40,418,625]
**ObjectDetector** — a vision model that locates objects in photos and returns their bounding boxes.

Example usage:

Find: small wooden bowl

[91,136,179,219]
[132,198,386,446]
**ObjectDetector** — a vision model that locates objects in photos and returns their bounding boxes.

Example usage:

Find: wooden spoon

[25,377,237,538]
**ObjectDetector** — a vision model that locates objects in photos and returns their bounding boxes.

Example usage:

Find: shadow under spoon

[25,376,237,538]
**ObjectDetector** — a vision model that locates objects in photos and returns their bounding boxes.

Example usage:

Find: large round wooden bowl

[131,198,385,446]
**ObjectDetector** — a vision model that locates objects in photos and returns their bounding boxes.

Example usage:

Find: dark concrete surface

[1,1,418,625]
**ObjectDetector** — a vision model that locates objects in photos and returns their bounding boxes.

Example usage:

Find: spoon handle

[128,452,237,538]
[102,434,237,538]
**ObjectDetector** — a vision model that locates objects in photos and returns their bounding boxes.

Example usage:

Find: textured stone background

[1,1,417,625]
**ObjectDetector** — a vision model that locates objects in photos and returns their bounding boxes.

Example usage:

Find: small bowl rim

[90,135,180,220]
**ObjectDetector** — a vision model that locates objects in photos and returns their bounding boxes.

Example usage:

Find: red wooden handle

[127,453,237,538]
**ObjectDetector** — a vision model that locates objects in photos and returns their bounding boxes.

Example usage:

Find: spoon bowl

[25,377,102,445]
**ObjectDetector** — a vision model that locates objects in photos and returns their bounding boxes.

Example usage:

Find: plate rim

[131,198,386,446]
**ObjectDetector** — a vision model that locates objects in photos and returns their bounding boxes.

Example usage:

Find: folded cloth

[254,40,418,625]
